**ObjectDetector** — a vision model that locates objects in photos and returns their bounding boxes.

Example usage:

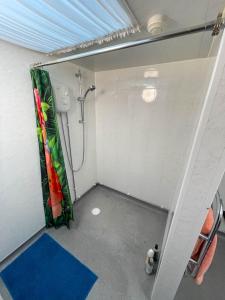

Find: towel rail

[187,191,223,277]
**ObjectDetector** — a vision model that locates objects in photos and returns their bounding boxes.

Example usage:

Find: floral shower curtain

[30,69,73,228]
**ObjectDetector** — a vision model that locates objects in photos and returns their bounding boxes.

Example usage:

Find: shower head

[84,85,96,99]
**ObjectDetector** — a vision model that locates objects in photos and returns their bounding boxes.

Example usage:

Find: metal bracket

[212,12,224,36]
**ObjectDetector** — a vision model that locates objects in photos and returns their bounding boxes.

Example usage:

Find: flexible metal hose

[59,112,85,173]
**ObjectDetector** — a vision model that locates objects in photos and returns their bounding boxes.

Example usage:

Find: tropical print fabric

[30,69,73,228]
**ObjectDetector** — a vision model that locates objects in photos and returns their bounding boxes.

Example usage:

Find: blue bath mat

[0,233,97,300]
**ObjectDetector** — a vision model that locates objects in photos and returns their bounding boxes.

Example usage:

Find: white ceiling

[66,0,225,71]
[127,0,225,28]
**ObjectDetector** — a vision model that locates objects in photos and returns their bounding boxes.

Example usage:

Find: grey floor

[0,185,167,300]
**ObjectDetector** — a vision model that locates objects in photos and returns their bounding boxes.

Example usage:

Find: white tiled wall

[95,58,214,209]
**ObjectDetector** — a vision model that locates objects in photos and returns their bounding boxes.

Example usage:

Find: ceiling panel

[67,0,225,71]
[0,0,134,53]
[127,0,225,29]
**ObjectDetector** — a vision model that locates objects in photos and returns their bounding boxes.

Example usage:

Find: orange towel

[191,208,218,285]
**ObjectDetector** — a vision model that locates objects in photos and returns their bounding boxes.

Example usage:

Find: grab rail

[187,191,223,277]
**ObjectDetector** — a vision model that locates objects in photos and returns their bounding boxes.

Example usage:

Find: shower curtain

[30,69,73,228]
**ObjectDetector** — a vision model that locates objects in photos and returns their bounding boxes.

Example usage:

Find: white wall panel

[0,41,46,261]
[0,40,97,261]
[95,58,214,209]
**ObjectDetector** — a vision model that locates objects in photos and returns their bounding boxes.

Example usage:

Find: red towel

[191,208,218,285]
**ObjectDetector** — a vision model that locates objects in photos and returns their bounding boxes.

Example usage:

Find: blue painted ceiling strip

[0,0,134,53]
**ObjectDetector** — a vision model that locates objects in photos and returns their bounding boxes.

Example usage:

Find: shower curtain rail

[32,13,225,68]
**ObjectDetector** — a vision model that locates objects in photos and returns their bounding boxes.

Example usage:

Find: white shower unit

[54,83,71,113]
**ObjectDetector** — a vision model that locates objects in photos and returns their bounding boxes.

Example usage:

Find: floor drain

[91,208,101,216]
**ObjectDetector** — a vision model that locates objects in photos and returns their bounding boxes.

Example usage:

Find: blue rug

[0,234,97,300]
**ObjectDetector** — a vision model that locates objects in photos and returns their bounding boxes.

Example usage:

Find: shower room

[1,1,225,300]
